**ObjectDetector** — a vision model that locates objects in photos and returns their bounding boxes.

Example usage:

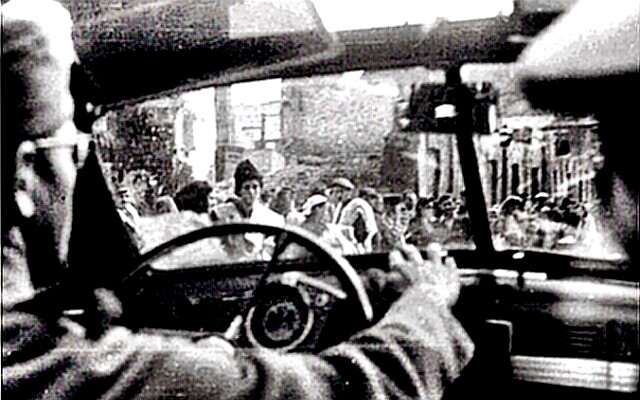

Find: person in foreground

[1,1,473,399]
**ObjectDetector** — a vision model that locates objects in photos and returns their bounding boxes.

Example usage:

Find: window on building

[490,159,498,205]
[511,164,520,195]
[501,148,508,201]
[556,132,571,156]
[541,147,548,192]
[531,167,539,196]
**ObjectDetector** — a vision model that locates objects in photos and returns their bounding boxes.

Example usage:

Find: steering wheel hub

[245,284,315,351]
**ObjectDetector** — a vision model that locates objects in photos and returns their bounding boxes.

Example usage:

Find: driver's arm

[1,0,472,397]
[3,244,472,400]
[146,245,474,400]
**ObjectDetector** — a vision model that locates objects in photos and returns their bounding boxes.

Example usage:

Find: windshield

[93,62,624,264]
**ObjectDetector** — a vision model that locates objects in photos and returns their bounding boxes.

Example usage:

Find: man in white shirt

[326,177,355,223]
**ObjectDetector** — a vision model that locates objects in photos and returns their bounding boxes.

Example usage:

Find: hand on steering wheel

[389,242,460,308]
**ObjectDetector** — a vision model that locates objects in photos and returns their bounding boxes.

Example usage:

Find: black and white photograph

[2,0,638,398]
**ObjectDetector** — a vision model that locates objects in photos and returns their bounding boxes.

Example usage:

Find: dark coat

[2,229,474,400]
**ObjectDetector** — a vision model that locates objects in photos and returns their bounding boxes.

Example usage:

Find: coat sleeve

[112,286,473,400]
[2,282,473,400]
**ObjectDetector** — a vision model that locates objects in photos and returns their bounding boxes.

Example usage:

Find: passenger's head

[234,160,263,208]
[2,0,80,272]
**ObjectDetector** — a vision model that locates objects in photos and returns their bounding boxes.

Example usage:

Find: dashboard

[118,248,638,396]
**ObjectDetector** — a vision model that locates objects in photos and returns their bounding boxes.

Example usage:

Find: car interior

[27,1,638,398]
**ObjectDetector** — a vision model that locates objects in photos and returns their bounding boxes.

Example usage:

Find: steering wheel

[122,222,374,350]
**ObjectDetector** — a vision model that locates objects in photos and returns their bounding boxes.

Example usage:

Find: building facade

[382,116,599,205]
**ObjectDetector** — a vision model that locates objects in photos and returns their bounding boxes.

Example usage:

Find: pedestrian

[327,177,355,223]
[408,197,437,247]
[300,194,359,255]
[271,186,305,225]
[210,160,284,259]
[338,196,379,253]
[173,180,212,214]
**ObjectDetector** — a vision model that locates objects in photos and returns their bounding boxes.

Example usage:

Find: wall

[177,88,217,185]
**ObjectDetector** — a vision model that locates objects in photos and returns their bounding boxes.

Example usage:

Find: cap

[301,194,328,216]
[330,177,354,191]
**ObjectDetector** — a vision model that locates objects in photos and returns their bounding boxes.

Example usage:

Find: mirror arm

[445,65,495,255]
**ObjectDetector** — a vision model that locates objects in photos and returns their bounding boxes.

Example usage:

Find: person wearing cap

[300,194,331,230]
[326,177,355,223]
[2,1,473,399]
[297,194,358,256]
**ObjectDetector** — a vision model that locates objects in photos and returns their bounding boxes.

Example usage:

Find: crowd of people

[490,193,600,252]
[113,157,601,257]
[114,158,473,256]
